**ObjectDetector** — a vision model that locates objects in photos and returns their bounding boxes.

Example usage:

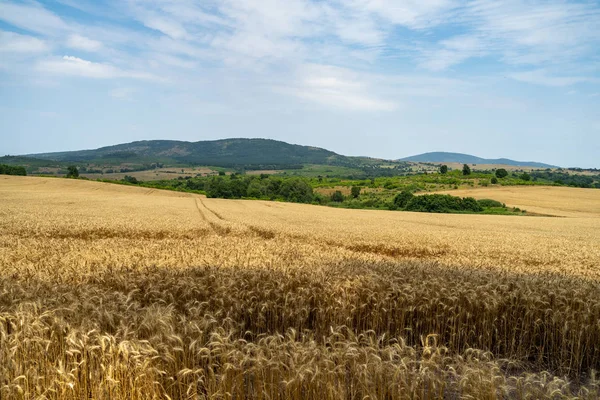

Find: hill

[25,138,348,167]
[399,152,557,168]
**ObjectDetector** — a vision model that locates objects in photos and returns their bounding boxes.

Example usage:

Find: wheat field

[1,175,600,399]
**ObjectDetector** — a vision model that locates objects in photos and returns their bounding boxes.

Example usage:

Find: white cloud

[509,70,598,87]
[36,55,158,80]
[0,31,49,53]
[356,0,456,29]
[0,2,68,35]
[419,34,486,71]
[139,14,188,39]
[66,34,102,51]
[280,64,398,111]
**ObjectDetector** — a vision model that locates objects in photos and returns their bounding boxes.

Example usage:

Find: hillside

[399,152,558,168]
[25,138,348,167]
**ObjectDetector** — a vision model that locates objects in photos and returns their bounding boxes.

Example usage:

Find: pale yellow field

[434,185,600,218]
[79,167,216,181]
[2,176,599,280]
[2,176,600,399]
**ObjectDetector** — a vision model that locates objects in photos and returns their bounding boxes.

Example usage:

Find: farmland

[1,176,600,399]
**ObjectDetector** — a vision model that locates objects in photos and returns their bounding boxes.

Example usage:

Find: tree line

[0,164,27,176]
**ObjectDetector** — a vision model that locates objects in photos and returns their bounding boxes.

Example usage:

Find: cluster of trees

[530,171,600,189]
[391,191,483,213]
[204,175,314,203]
[0,164,26,176]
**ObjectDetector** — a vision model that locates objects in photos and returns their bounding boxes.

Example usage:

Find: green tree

[279,179,313,203]
[66,166,79,178]
[462,164,471,176]
[440,165,448,174]
[393,190,414,209]
[520,172,531,181]
[0,164,27,176]
[122,175,138,184]
[495,168,508,179]
[330,190,344,202]
[351,186,361,198]
[491,177,498,184]
[247,180,265,198]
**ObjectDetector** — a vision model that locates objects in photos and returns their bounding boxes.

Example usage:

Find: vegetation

[440,164,448,174]
[0,164,26,176]
[531,170,600,189]
[495,168,508,178]
[405,194,483,213]
[1,177,600,399]
[66,166,79,178]
[462,164,471,176]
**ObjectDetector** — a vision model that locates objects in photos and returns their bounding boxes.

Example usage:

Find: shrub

[520,173,531,181]
[462,164,471,176]
[122,175,139,184]
[477,199,504,208]
[405,194,483,213]
[351,186,361,198]
[330,190,344,202]
[491,177,498,184]
[440,165,448,174]
[66,166,79,178]
[393,190,414,209]
[495,169,508,178]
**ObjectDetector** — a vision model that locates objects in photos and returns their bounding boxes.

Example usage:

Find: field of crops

[1,176,600,399]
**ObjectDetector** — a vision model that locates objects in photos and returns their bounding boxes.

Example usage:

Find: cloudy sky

[1,0,599,167]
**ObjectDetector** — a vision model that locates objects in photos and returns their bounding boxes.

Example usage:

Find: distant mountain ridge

[399,152,558,168]
[26,138,348,167]
[15,140,558,169]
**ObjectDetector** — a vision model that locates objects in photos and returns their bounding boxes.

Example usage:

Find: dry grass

[1,176,600,399]
[80,167,216,181]
[434,186,600,218]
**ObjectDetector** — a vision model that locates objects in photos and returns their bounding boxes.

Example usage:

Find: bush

[122,175,138,184]
[351,186,361,198]
[477,199,504,208]
[520,173,531,181]
[393,190,414,209]
[495,169,508,179]
[440,165,448,174]
[405,194,483,213]
[462,164,471,176]
[491,177,498,184]
[66,166,79,178]
[330,190,344,202]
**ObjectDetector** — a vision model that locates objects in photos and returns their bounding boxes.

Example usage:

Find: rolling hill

[399,152,558,168]
[24,139,350,167]
[3,140,558,170]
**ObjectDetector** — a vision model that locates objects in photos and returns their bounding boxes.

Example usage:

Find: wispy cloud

[279,64,398,111]
[66,34,102,52]
[509,69,599,87]
[36,56,159,80]
[0,1,68,35]
[0,31,49,53]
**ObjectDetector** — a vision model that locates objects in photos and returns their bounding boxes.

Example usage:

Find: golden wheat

[1,175,600,399]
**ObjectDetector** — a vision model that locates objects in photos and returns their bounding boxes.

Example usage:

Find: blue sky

[1,0,599,167]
